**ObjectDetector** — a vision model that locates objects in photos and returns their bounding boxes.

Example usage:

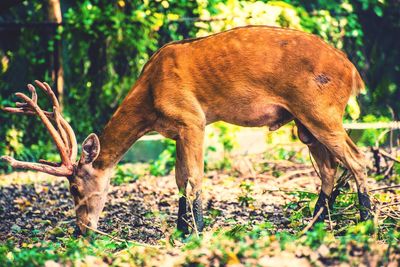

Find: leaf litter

[0,152,399,266]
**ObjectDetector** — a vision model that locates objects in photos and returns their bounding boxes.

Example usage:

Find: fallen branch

[374,148,400,164]
[80,223,160,248]
[380,202,400,209]
[279,168,315,183]
[299,208,324,236]
[370,185,400,192]
[187,197,200,238]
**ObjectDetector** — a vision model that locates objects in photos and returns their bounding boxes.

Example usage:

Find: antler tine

[34,80,77,162]
[60,116,78,162]
[38,159,61,167]
[14,92,72,169]
[34,80,59,109]
[54,106,70,155]
[3,83,43,115]
[2,84,36,112]
[1,156,71,177]
[2,106,53,117]
[27,84,38,103]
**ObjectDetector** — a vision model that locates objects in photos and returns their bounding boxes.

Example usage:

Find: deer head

[1,81,108,234]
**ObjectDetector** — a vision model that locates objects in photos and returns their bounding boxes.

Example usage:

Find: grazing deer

[2,26,371,234]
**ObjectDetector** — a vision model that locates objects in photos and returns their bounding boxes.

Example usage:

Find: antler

[1,80,78,177]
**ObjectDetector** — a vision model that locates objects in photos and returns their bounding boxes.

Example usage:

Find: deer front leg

[175,126,205,234]
[175,157,189,234]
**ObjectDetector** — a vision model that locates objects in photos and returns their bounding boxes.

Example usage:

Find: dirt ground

[0,155,318,242]
[0,152,396,245]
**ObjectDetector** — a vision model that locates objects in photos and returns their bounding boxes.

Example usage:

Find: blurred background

[0,0,399,173]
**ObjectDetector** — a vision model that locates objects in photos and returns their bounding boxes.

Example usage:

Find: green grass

[1,220,399,266]
[1,149,399,266]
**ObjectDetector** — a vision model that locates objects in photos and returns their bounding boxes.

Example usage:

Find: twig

[80,223,160,248]
[279,168,315,182]
[375,130,391,148]
[383,161,394,178]
[340,203,356,213]
[326,199,333,231]
[381,211,400,221]
[182,217,195,231]
[389,208,400,220]
[370,185,400,192]
[380,202,400,209]
[375,148,400,164]
[244,157,257,178]
[331,211,358,217]
[263,188,315,194]
[335,224,352,234]
[308,150,321,179]
[81,223,126,242]
[186,195,200,238]
[373,204,381,240]
[299,208,324,235]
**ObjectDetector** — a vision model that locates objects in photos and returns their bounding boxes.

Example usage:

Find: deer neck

[93,78,156,170]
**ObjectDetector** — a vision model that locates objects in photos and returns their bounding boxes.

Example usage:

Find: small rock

[11,224,21,233]
[317,244,330,258]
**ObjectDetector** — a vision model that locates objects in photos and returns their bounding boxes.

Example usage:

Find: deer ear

[80,133,100,164]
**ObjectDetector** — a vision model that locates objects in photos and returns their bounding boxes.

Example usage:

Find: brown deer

[2,26,371,234]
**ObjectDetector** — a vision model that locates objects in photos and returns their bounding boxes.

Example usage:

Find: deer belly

[214,104,293,130]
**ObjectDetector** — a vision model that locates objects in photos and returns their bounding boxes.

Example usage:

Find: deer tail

[351,66,366,96]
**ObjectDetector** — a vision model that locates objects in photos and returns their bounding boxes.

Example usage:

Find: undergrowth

[1,219,399,266]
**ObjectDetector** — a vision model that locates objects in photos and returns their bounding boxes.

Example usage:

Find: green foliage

[1,172,400,266]
[346,96,362,120]
[1,221,398,266]
[304,222,327,248]
[196,0,304,36]
[0,0,201,171]
[238,181,255,207]
[209,122,239,170]
[111,165,140,186]
[148,139,176,176]
[1,0,400,172]
[357,114,391,146]
[0,235,127,267]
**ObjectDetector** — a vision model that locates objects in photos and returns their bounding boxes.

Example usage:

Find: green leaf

[373,6,383,17]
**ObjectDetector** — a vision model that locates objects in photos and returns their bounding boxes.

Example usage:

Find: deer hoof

[358,191,372,221]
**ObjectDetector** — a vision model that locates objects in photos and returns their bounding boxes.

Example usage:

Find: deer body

[3,26,371,234]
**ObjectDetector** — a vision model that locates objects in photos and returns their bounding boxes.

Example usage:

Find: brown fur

[87,26,369,232]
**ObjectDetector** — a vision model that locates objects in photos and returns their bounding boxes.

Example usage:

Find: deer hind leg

[342,135,372,220]
[175,126,205,234]
[298,118,372,221]
[296,120,338,222]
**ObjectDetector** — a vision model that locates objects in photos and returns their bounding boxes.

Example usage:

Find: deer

[2,25,371,235]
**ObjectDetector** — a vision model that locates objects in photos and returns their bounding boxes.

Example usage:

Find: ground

[0,149,399,266]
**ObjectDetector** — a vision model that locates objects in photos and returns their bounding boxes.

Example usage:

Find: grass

[1,145,399,266]
[1,219,399,266]
[1,180,399,266]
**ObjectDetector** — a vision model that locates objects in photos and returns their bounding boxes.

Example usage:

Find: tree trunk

[47,0,64,110]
